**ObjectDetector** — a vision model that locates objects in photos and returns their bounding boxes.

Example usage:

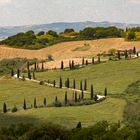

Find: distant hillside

[0,21,140,39]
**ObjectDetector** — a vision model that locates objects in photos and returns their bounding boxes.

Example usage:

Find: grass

[0,98,126,128]
[72,45,91,51]
[35,58,140,96]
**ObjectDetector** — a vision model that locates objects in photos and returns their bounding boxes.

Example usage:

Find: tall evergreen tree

[34,98,36,108]
[44,97,46,107]
[81,90,84,100]
[125,50,128,59]
[72,60,75,69]
[117,51,121,60]
[98,54,101,63]
[27,62,30,71]
[73,79,76,89]
[92,57,95,64]
[104,88,107,96]
[28,70,31,79]
[23,99,26,110]
[53,80,56,87]
[59,77,62,88]
[11,69,14,77]
[84,80,87,91]
[67,78,70,88]
[75,92,78,102]
[55,96,58,103]
[80,81,83,91]
[86,60,88,66]
[17,69,20,79]
[3,102,7,113]
[69,60,72,70]
[41,62,44,70]
[34,62,37,71]
[82,57,85,65]
[133,47,136,54]
[65,91,68,104]
[76,122,82,128]
[61,61,64,70]
[91,85,94,99]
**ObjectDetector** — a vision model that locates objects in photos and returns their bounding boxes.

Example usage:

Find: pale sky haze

[0,0,140,26]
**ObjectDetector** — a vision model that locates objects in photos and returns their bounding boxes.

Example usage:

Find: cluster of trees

[1,121,140,140]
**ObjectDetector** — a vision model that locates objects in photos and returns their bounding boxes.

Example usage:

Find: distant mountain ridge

[0,21,140,39]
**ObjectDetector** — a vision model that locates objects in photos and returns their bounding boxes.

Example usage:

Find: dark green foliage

[69,61,72,69]
[82,57,85,65]
[53,80,56,87]
[3,102,7,113]
[64,28,75,33]
[126,31,136,40]
[37,31,45,36]
[59,77,63,88]
[39,81,44,85]
[61,61,64,70]
[23,99,26,110]
[92,57,94,64]
[17,69,20,78]
[44,97,46,107]
[47,30,58,37]
[11,69,14,77]
[27,62,30,71]
[98,54,101,63]
[73,79,76,89]
[91,85,94,99]
[27,70,31,79]
[55,96,58,103]
[80,81,83,91]
[75,92,78,102]
[34,62,37,71]
[81,90,84,100]
[76,122,82,129]
[84,80,87,91]
[104,88,107,96]
[65,92,68,104]
[11,106,18,113]
[34,98,37,108]
[41,62,44,70]
[125,50,128,59]
[117,50,121,60]
[133,47,136,54]
[72,60,75,69]
[85,60,88,66]
[66,78,70,88]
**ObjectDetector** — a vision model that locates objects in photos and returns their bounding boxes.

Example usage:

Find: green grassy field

[35,58,140,96]
[0,58,140,127]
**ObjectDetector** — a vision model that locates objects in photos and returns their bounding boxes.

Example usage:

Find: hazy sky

[0,0,140,26]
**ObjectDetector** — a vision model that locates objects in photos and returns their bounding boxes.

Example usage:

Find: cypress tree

[17,69,20,79]
[3,102,7,113]
[59,77,62,88]
[37,63,39,70]
[98,54,101,63]
[80,81,83,91]
[11,69,14,77]
[104,88,107,96]
[33,71,36,80]
[91,85,94,99]
[27,62,30,71]
[73,79,76,89]
[76,122,82,128]
[84,80,87,91]
[65,91,68,104]
[23,99,26,110]
[137,52,139,57]
[75,92,77,102]
[67,78,70,88]
[125,50,128,59]
[61,61,64,70]
[41,62,44,70]
[82,57,85,65]
[34,98,37,108]
[92,57,95,64]
[44,97,46,107]
[69,61,72,70]
[34,62,37,71]
[53,80,56,87]
[81,90,84,100]
[86,60,88,66]
[28,70,31,79]
[133,47,136,54]
[72,60,75,69]
[117,51,121,60]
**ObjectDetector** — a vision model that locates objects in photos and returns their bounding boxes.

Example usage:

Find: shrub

[11,106,18,113]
